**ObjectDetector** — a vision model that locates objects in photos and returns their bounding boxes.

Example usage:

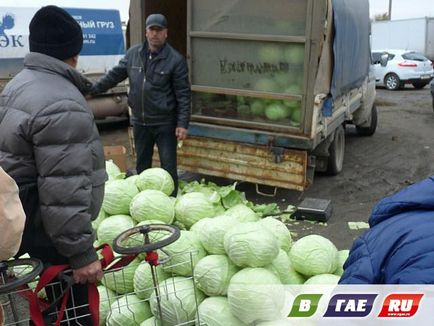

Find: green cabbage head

[227,268,285,324]
[136,167,174,196]
[192,215,241,254]
[265,249,301,285]
[102,258,141,294]
[334,249,350,276]
[224,222,279,267]
[106,160,125,180]
[175,192,215,229]
[97,214,135,247]
[259,217,292,252]
[289,234,338,277]
[197,297,245,326]
[102,179,139,215]
[97,285,116,326]
[92,209,108,230]
[193,255,239,296]
[149,277,205,325]
[130,190,175,224]
[161,230,207,276]
[134,262,170,300]
[107,294,152,325]
[224,204,259,223]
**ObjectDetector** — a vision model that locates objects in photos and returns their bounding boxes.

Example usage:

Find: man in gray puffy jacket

[0,6,106,324]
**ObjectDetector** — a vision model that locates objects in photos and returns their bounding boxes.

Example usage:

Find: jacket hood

[369,176,434,227]
[24,52,92,95]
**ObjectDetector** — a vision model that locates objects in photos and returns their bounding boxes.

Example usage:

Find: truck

[372,17,434,61]
[0,6,128,122]
[128,0,377,192]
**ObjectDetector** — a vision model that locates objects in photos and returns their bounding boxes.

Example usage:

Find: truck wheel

[356,104,377,136]
[327,125,345,175]
[384,73,401,90]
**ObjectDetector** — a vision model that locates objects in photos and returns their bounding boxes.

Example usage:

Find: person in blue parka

[340,176,434,284]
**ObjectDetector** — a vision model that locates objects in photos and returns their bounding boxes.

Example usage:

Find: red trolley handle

[29,244,137,326]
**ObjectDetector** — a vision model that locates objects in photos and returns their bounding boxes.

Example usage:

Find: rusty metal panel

[154,136,308,191]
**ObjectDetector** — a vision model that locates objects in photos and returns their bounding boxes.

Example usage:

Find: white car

[372,49,434,90]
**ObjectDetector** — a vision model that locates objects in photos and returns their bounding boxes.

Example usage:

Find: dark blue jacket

[340,176,434,284]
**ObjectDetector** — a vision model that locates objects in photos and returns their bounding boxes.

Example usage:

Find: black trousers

[132,123,178,196]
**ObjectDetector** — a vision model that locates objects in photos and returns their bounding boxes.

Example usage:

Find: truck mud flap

[172,137,308,191]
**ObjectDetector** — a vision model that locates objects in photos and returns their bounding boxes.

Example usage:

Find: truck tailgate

[175,137,308,191]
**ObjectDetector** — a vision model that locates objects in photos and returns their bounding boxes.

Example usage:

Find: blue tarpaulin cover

[331,0,370,99]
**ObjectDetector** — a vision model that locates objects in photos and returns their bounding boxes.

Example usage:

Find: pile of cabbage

[95,161,349,326]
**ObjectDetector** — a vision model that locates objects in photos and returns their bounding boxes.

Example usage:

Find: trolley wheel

[113,224,180,255]
[0,258,43,294]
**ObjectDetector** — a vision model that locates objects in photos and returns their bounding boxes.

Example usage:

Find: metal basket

[0,225,204,326]
[104,250,203,326]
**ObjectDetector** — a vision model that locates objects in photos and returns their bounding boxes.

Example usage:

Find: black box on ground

[293,197,333,222]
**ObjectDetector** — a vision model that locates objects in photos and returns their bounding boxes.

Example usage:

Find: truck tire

[327,125,345,175]
[384,73,401,90]
[356,104,377,136]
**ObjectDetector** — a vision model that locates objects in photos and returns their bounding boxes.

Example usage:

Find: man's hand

[72,260,103,284]
[176,127,188,141]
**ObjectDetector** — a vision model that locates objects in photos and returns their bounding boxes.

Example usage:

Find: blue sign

[65,8,125,56]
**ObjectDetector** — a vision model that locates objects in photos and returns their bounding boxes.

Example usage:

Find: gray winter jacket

[0,53,107,269]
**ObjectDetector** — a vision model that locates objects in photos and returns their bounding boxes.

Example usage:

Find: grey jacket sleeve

[29,100,99,269]
[90,54,129,95]
[172,57,191,129]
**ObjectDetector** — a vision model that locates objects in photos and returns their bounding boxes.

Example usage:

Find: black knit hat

[29,5,83,60]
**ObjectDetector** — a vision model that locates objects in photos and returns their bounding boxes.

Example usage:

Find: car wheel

[384,73,401,90]
[412,81,429,89]
[356,104,377,136]
[326,125,345,175]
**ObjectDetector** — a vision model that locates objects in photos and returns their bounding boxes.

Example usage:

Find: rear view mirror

[380,53,388,67]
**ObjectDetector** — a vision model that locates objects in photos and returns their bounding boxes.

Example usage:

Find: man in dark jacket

[90,13,191,196]
[340,176,434,284]
[0,6,106,324]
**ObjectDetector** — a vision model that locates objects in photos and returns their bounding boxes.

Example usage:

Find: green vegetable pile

[93,163,349,325]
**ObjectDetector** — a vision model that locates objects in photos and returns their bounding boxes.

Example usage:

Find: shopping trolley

[0,253,107,325]
[0,224,203,326]
[108,223,204,326]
